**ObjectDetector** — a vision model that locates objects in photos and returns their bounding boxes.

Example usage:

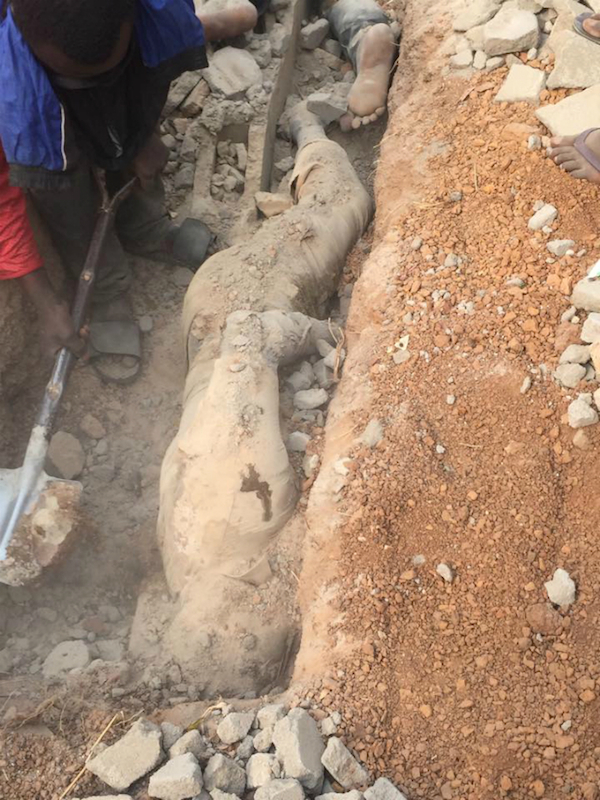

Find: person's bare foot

[339,23,396,132]
[196,0,257,41]
[549,130,600,184]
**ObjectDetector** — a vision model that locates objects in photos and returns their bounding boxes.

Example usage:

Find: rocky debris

[217,712,255,745]
[161,723,184,750]
[364,778,408,800]
[573,428,592,449]
[536,84,600,137]
[554,363,586,388]
[96,639,125,662]
[567,396,599,428]
[323,39,342,58]
[453,0,500,31]
[237,736,255,762]
[181,79,210,117]
[547,31,600,89]
[139,315,154,333]
[303,454,320,479]
[571,279,600,313]
[204,754,247,795]
[273,708,325,791]
[254,728,274,752]
[175,165,195,190]
[79,414,106,439]
[320,713,341,737]
[203,48,261,99]
[294,388,329,410]
[581,313,600,344]
[43,640,90,678]
[450,50,474,68]
[246,754,281,788]
[482,9,539,56]
[306,91,348,124]
[86,720,164,792]
[257,704,287,729]
[73,796,132,800]
[314,360,334,389]
[318,793,362,800]
[249,37,273,68]
[301,19,330,50]
[526,602,563,635]
[287,432,311,452]
[548,238,575,257]
[255,192,293,218]
[592,342,600,372]
[286,363,315,392]
[321,737,369,789]
[48,431,85,480]
[164,72,203,115]
[361,419,384,448]
[528,203,557,230]
[148,753,203,800]
[270,23,291,57]
[169,730,212,762]
[255,779,305,800]
[436,563,454,583]
[494,63,546,103]
[545,568,576,608]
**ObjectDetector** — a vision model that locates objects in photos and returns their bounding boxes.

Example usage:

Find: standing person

[0,0,257,383]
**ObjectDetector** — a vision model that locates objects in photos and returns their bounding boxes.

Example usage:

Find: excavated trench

[0,0,398,714]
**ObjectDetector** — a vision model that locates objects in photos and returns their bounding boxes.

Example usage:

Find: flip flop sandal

[88,308,142,385]
[572,128,600,173]
[573,13,600,44]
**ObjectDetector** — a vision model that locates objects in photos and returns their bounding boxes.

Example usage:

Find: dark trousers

[323,0,389,70]
[30,162,172,303]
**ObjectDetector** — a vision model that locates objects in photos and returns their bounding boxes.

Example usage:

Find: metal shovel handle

[0,173,138,555]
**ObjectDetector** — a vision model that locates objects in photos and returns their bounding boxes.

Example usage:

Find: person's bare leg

[339,23,396,131]
[549,130,600,184]
[196,0,257,41]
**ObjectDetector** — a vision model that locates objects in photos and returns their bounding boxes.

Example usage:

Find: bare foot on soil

[549,129,600,184]
[339,23,396,132]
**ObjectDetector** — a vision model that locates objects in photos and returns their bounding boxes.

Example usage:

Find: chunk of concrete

[306,91,348,124]
[293,388,329,410]
[43,640,90,678]
[317,793,362,800]
[257,704,287,729]
[273,709,325,791]
[581,313,600,343]
[547,239,575,257]
[321,738,370,789]
[554,363,586,388]
[571,279,600,313]
[48,431,85,480]
[202,48,262,98]
[450,49,474,67]
[247,754,281,789]
[217,712,255,745]
[453,0,501,31]
[270,23,291,56]
[545,567,576,607]
[528,203,557,230]
[161,722,184,750]
[547,31,600,89]
[494,64,547,103]
[148,753,203,800]
[568,397,599,428]
[536,84,600,136]
[483,9,539,55]
[301,19,330,49]
[559,344,591,365]
[255,192,293,218]
[86,719,164,791]
[255,779,305,800]
[169,730,212,762]
[364,779,408,800]
[204,754,247,795]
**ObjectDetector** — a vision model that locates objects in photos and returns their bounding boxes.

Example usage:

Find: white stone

[528,203,557,230]
[547,239,575,256]
[161,723,184,750]
[545,568,576,607]
[317,793,362,800]
[320,717,338,737]
[217,712,255,745]
[286,363,315,392]
[486,55,505,70]
[169,730,211,762]
[483,9,539,55]
[273,709,325,791]
[581,313,600,343]
[453,0,500,31]
[547,31,600,89]
[294,388,329,410]
[494,64,547,103]
[202,48,261,98]
[473,49,488,69]
[287,432,310,452]
[321,738,369,790]
[255,779,305,800]
[43,640,90,678]
[148,753,203,800]
[306,91,348,123]
[450,49,474,67]
[361,419,384,447]
[364,779,408,800]
[48,431,85,480]
[436,563,454,583]
[300,19,330,50]
[204,755,246,795]
[254,728,274,752]
[567,397,599,428]
[466,24,485,49]
[303,453,320,479]
[536,84,600,136]
[554,363,586,388]
[86,720,164,792]
[571,279,600,313]
[247,754,281,789]
[559,344,591,364]
[257,704,287,729]
[313,359,334,389]
[270,23,291,56]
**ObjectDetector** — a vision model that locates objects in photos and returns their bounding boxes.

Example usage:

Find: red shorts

[0,143,42,280]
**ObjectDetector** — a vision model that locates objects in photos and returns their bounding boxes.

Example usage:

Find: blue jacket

[0,0,206,186]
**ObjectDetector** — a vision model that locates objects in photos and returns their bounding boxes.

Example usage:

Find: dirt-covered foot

[549,130,600,184]
[339,23,396,132]
[196,0,257,41]
[290,101,326,150]
[580,12,600,39]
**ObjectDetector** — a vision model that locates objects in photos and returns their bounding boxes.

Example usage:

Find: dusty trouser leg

[108,171,174,255]
[29,161,131,304]
[323,0,397,129]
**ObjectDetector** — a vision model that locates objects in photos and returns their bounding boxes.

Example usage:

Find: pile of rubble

[76,704,408,800]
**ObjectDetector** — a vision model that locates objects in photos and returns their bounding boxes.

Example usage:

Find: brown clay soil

[296,5,600,800]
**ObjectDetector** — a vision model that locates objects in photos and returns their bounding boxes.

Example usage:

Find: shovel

[0,172,137,559]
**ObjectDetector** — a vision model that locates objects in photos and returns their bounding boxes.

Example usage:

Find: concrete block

[321,738,370,789]
[483,9,539,55]
[273,709,325,791]
[86,720,164,792]
[536,84,600,136]
[494,64,547,103]
[148,753,203,800]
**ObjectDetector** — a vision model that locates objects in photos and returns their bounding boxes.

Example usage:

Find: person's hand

[131,133,169,191]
